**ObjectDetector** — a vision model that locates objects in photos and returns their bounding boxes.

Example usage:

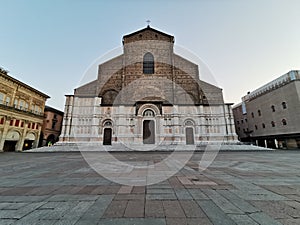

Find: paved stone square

[0,151,300,225]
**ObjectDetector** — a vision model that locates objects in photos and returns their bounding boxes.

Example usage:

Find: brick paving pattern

[0,151,299,224]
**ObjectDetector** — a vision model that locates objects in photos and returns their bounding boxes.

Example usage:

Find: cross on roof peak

[146,20,151,27]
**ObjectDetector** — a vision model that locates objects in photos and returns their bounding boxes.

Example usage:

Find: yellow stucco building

[0,68,49,151]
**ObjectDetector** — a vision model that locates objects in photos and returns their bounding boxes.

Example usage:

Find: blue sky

[0,0,299,110]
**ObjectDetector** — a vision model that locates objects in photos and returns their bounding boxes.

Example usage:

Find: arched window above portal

[143,52,154,74]
[184,120,194,126]
[103,120,113,127]
[143,109,155,117]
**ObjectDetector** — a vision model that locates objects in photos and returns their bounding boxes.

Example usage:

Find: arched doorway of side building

[3,130,20,151]
[23,133,36,150]
[46,134,56,146]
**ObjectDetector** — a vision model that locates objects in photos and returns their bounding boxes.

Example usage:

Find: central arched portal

[143,120,155,144]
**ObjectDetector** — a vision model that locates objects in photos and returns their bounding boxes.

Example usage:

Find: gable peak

[122,26,174,44]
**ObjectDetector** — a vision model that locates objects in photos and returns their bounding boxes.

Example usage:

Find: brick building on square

[0,68,49,151]
[40,106,64,146]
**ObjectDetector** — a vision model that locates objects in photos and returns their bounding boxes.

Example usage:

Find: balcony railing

[0,102,44,118]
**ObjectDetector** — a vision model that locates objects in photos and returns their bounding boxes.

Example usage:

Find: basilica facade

[59,26,237,147]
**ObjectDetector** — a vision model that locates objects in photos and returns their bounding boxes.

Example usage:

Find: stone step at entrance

[25,142,273,152]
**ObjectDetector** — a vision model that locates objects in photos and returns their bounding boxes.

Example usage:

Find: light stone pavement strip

[0,151,300,224]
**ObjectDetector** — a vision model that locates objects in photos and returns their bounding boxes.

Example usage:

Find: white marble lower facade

[59,96,237,146]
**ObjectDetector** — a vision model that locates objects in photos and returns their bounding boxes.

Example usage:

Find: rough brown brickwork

[74,26,224,106]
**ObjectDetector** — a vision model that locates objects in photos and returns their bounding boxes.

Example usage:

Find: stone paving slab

[124,200,145,218]
[278,218,300,225]
[187,188,209,200]
[103,200,128,218]
[249,212,283,225]
[197,200,236,225]
[98,218,166,225]
[146,193,177,200]
[162,200,186,218]
[179,200,206,218]
[217,189,259,213]
[145,200,165,218]
[0,219,17,225]
[250,200,300,219]
[174,188,194,200]
[74,195,113,224]
[0,151,300,224]
[166,218,213,225]
[53,201,95,225]
[201,189,244,214]
[228,214,259,225]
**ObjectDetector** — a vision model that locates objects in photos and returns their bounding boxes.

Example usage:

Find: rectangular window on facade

[282,119,287,126]
[271,105,275,112]
[10,120,14,126]
[52,121,56,129]
[35,105,39,114]
[14,99,18,108]
[6,96,10,106]
[28,123,31,128]
[242,102,247,114]
[36,124,39,129]
[21,121,24,127]
[32,123,35,129]
[258,110,261,116]
[0,117,4,124]
[282,102,287,109]
[0,93,4,104]
[19,101,24,110]
[15,120,20,127]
